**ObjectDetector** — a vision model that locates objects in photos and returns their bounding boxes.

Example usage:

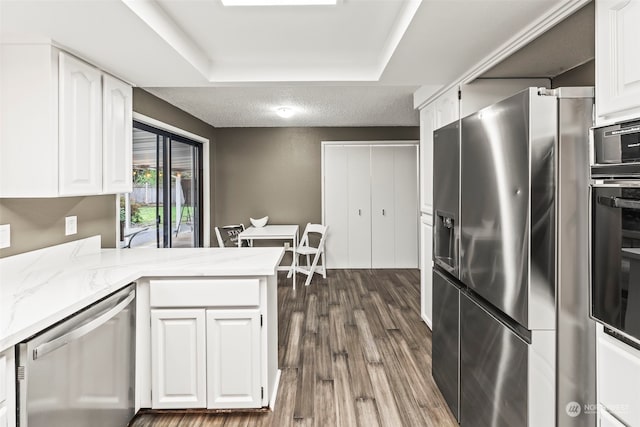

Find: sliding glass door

[121,121,203,248]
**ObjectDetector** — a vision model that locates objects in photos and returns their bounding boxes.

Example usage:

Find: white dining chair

[289,223,328,287]
[214,224,249,247]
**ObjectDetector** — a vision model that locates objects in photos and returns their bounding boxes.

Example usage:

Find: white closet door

[324,145,349,268]
[347,146,372,268]
[394,145,419,268]
[371,146,396,268]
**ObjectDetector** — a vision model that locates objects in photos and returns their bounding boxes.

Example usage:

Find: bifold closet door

[371,145,418,268]
[371,146,395,268]
[346,146,372,268]
[324,145,372,268]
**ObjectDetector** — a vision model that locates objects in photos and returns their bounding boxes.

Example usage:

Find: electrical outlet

[65,216,77,236]
[284,242,290,249]
[0,224,10,249]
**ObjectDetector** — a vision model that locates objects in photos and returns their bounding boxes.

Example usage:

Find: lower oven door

[592,183,640,343]
[18,284,136,427]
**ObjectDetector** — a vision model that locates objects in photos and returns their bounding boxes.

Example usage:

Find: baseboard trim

[422,313,432,330]
[269,369,282,410]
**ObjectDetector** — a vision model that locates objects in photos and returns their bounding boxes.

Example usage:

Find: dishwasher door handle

[32,289,135,360]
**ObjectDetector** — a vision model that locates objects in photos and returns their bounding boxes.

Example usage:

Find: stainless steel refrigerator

[432,87,596,426]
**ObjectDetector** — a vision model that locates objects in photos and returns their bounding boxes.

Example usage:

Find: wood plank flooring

[130,269,457,427]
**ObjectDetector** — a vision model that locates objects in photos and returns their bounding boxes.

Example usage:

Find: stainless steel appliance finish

[555,87,597,427]
[591,119,640,347]
[459,293,528,427]
[431,87,596,427]
[18,284,136,427]
[460,87,557,331]
[433,121,460,277]
[432,268,460,421]
[591,184,640,343]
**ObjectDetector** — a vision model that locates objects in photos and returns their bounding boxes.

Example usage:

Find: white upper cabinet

[59,52,103,196]
[596,0,640,125]
[434,87,460,128]
[0,43,132,197]
[103,74,133,194]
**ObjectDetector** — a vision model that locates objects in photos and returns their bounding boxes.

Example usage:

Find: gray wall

[551,59,595,88]
[0,195,117,258]
[214,126,419,246]
[0,88,218,258]
[132,88,218,246]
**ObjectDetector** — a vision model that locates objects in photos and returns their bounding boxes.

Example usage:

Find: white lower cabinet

[597,324,640,427]
[206,310,261,409]
[0,347,15,427]
[148,278,268,410]
[420,215,433,328]
[151,309,207,409]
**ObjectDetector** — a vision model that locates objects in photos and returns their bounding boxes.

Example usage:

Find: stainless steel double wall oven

[591,120,640,347]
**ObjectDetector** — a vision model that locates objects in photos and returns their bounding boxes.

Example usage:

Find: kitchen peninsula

[0,236,284,426]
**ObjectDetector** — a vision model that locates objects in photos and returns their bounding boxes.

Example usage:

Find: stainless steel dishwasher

[17,284,136,427]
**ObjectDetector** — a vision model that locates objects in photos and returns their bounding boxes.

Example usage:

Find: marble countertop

[0,236,284,351]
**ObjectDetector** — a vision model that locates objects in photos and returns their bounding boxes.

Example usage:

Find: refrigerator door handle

[597,195,640,210]
[32,290,135,360]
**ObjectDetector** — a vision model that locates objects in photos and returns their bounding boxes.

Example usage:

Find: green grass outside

[132,206,191,226]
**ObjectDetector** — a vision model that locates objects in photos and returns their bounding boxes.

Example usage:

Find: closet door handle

[358,209,361,216]
[382,209,385,216]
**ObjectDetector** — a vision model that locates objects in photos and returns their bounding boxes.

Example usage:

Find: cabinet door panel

[596,0,640,123]
[206,310,261,409]
[102,74,132,194]
[421,218,433,326]
[347,146,372,268]
[58,52,102,196]
[323,145,349,268]
[371,146,396,268]
[420,106,436,214]
[394,145,419,268]
[151,309,206,409]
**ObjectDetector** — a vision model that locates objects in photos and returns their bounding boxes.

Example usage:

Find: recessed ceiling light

[221,0,336,6]
[276,107,295,118]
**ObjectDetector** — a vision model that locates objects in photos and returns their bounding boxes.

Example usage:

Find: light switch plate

[65,216,77,236]
[0,224,10,249]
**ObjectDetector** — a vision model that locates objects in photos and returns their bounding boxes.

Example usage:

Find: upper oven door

[592,182,640,343]
[592,120,640,177]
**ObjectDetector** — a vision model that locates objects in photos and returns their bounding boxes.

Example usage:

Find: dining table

[237,224,300,289]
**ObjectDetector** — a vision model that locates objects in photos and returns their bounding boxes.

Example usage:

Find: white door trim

[131,112,211,247]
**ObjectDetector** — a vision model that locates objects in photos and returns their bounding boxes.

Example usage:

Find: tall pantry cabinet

[322,142,419,269]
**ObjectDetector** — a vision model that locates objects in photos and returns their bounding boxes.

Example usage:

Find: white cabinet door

[371,146,396,268]
[324,145,349,268]
[420,217,433,328]
[420,105,436,215]
[151,309,206,409]
[206,310,262,409]
[435,87,460,128]
[596,0,640,124]
[393,145,419,268]
[58,52,102,196]
[102,74,132,194]
[347,146,372,268]
[0,348,15,427]
[597,326,640,426]
[600,408,626,427]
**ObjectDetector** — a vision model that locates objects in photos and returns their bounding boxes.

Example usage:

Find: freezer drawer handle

[597,195,640,210]
[32,289,135,360]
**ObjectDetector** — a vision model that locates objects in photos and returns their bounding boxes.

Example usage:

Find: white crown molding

[413,0,591,110]
[376,0,423,79]
[121,0,213,80]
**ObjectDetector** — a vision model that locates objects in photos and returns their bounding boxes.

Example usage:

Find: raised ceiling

[0,0,594,127]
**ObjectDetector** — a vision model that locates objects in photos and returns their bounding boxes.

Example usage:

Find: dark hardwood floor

[130,269,457,427]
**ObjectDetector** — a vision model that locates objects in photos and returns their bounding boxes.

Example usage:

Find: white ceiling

[0,0,594,128]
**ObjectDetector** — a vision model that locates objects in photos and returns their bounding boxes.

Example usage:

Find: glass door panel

[171,140,198,248]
